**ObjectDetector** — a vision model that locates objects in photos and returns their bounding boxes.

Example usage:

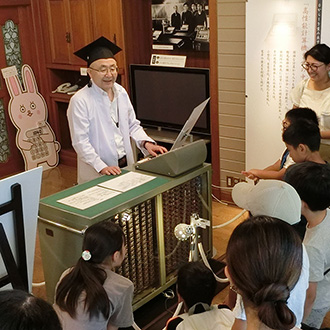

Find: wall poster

[246,0,330,171]
[151,0,209,52]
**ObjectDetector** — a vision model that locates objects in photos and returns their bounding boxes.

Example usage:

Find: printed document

[57,172,156,210]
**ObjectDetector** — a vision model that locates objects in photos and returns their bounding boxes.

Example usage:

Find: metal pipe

[38,216,87,235]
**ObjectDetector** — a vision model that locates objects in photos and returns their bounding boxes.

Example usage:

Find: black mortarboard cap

[74,36,122,66]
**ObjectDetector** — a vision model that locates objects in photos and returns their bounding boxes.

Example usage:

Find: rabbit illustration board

[4,64,60,171]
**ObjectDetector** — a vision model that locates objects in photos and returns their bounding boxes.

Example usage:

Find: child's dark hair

[177,261,216,309]
[282,118,320,151]
[285,108,318,126]
[0,289,62,330]
[304,43,330,65]
[284,162,330,211]
[55,219,125,320]
[226,216,302,330]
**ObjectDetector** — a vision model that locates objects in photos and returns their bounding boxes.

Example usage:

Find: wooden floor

[32,164,330,328]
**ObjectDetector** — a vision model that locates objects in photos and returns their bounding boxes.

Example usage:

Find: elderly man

[68,36,167,183]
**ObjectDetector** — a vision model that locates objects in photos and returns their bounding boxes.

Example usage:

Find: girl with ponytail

[226,215,303,330]
[53,219,134,330]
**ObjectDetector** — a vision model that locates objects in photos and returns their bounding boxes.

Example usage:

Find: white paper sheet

[57,186,120,210]
[98,172,156,192]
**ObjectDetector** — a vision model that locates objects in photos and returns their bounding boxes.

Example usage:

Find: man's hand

[100,166,121,176]
[145,142,167,157]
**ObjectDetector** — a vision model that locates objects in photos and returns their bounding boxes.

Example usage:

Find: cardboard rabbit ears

[2,64,40,98]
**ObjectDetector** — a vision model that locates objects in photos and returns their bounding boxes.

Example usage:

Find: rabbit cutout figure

[4,64,60,171]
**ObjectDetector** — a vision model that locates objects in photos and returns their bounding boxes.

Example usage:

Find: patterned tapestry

[2,19,23,81]
[0,99,10,162]
[0,19,23,163]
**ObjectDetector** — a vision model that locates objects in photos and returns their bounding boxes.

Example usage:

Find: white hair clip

[81,250,92,261]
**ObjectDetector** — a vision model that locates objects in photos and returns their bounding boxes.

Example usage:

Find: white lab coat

[67,81,154,183]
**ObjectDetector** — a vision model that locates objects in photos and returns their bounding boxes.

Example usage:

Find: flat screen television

[130,64,210,136]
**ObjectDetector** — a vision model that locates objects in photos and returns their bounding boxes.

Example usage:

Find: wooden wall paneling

[0,0,30,5]
[121,0,153,68]
[37,0,51,65]
[67,0,93,65]
[90,0,127,87]
[219,90,245,105]
[220,136,245,151]
[29,0,59,162]
[43,0,92,66]
[45,0,71,64]
[218,66,244,79]
[30,0,48,96]
[219,114,244,130]
[218,79,245,92]
[217,0,246,202]
[218,103,244,116]
[220,125,244,139]
[27,1,57,172]
[57,0,150,103]
[220,159,245,173]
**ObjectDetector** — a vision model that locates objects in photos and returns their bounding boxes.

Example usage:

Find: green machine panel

[38,165,212,309]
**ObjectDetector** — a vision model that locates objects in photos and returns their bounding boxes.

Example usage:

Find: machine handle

[38,216,87,235]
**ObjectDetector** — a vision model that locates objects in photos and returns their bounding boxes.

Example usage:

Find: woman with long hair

[53,219,134,330]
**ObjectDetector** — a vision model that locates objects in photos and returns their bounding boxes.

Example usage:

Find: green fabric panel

[40,170,170,217]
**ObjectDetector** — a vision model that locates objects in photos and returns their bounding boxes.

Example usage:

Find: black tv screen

[130,65,210,136]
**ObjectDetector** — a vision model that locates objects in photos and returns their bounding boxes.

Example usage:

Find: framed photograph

[151,1,209,52]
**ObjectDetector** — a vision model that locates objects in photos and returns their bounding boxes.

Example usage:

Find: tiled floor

[32,164,330,328]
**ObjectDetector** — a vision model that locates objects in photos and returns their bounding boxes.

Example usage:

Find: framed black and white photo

[151,1,209,52]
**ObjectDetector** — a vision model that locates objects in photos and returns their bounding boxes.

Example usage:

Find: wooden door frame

[209,0,220,199]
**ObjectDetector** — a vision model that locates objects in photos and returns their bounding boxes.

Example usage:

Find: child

[282,118,326,239]
[282,118,325,164]
[226,215,303,330]
[0,289,62,330]
[242,107,318,181]
[53,219,134,330]
[285,162,330,328]
[165,261,234,330]
[231,179,309,330]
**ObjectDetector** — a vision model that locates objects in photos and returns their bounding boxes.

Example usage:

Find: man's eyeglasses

[301,62,325,71]
[89,66,118,75]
